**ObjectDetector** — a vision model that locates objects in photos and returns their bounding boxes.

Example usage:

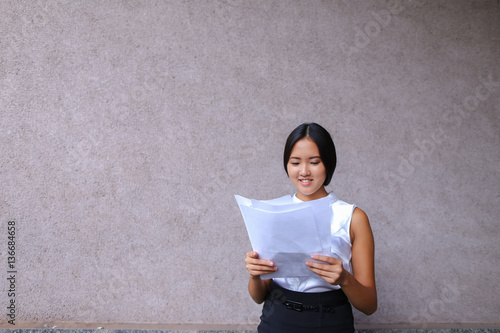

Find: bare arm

[245,251,276,304]
[306,208,377,315]
[340,208,377,314]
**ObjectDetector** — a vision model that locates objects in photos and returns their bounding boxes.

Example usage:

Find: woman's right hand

[245,251,277,278]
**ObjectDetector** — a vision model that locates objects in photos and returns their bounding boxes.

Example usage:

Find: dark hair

[283,122,337,186]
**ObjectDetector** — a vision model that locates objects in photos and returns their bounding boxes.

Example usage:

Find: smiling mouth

[299,179,312,184]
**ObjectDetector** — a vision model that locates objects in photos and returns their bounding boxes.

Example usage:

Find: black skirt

[257,280,355,333]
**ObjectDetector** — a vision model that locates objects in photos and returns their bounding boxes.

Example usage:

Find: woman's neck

[295,187,328,201]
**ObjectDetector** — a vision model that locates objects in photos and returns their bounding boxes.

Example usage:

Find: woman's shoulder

[352,207,368,221]
[350,207,372,242]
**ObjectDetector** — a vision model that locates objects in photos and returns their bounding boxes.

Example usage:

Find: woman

[244,122,377,332]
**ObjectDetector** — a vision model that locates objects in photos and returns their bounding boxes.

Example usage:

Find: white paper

[235,194,333,278]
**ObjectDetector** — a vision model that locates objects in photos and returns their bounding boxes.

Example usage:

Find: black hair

[283,122,337,186]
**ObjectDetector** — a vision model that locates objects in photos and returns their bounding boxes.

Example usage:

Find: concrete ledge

[1,322,499,332]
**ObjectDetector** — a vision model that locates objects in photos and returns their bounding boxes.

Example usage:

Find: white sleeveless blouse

[273,192,356,293]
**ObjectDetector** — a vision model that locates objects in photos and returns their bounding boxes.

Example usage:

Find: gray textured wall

[1,0,499,328]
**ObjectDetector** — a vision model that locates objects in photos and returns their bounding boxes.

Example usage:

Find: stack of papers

[235,194,333,279]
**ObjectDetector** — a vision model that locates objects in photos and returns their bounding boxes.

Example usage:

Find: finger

[306,260,343,277]
[246,251,258,258]
[305,261,334,272]
[310,254,333,263]
[248,263,278,272]
[306,265,339,283]
[246,258,275,268]
[306,263,334,275]
[310,254,341,265]
[247,264,278,276]
[245,254,275,267]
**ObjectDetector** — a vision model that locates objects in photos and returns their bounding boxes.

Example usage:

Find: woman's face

[287,138,328,201]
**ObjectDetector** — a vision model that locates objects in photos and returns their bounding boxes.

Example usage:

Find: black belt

[268,280,349,313]
[282,300,343,313]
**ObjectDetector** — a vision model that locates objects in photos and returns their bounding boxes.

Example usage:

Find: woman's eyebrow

[289,156,321,160]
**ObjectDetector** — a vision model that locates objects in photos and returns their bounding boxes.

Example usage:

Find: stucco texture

[1,0,499,328]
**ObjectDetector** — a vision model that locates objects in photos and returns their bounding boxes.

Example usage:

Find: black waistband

[267,280,349,312]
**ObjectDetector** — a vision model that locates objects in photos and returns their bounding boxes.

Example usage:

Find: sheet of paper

[235,194,333,278]
[261,194,294,205]
[246,195,332,253]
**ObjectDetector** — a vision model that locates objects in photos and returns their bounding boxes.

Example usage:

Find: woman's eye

[311,161,320,165]
[290,162,299,166]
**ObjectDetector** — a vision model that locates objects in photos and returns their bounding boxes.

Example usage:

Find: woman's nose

[300,164,310,176]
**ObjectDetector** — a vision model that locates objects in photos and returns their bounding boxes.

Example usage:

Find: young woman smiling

[244,122,377,333]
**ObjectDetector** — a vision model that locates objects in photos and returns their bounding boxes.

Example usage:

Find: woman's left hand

[305,254,348,286]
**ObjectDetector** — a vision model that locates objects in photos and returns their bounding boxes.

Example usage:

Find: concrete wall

[1,0,499,328]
